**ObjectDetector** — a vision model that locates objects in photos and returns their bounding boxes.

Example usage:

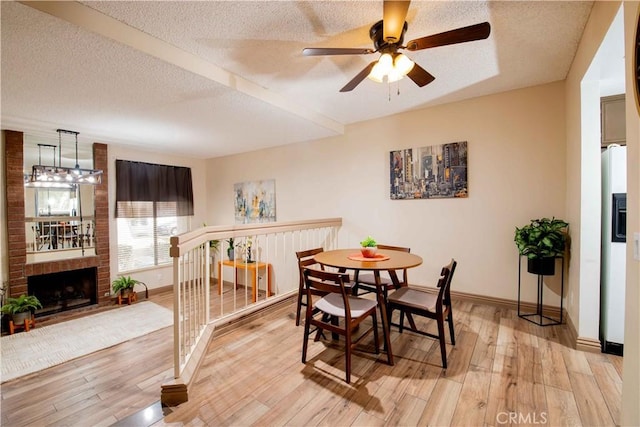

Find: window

[115,160,194,272]
[116,202,189,271]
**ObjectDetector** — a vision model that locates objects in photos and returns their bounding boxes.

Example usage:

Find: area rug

[0,301,173,383]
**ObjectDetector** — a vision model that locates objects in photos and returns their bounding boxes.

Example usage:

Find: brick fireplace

[4,130,112,317]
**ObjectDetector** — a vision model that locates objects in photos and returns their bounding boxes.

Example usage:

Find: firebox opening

[28,267,97,317]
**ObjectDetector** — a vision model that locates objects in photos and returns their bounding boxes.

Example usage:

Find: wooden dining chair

[387,259,457,369]
[301,268,379,383]
[352,244,411,298]
[295,248,353,326]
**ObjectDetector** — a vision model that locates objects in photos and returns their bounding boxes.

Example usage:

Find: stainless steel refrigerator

[600,144,627,355]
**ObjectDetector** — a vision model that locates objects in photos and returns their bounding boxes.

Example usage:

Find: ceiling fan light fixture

[387,67,404,83]
[368,61,385,83]
[368,51,415,84]
[394,53,415,75]
[377,53,393,73]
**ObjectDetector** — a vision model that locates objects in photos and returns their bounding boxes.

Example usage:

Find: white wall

[206,82,567,303]
[565,1,621,342]
[107,144,208,290]
[564,1,639,424]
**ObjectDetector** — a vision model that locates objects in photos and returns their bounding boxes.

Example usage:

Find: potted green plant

[112,275,138,296]
[360,235,378,258]
[514,217,569,275]
[1,294,42,326]
[226,238,235,261]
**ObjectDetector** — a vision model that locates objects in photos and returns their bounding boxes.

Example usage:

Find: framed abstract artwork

[390,141,468,199]
[234,179,276,223]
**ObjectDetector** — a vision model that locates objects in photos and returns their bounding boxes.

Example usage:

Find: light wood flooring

[0,290,622,426]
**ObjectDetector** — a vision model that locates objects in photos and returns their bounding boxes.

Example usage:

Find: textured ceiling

[1,1,594,160]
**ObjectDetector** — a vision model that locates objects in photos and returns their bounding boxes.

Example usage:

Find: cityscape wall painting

[234,179,276,223]
[390,141,468,200]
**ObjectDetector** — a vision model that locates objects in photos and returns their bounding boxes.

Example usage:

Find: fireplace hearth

[28,267,97,317]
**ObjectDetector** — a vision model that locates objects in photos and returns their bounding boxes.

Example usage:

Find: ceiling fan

[302,0,491,92]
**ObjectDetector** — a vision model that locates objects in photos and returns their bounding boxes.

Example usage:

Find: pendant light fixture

[25,129,103,187]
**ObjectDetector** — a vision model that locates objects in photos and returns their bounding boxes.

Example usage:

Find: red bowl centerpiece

[360,246,378,258]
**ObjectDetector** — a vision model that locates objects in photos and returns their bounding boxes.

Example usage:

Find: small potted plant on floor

[112,275,138,304]
[1,294,42,328]
[515,217,569,275]
[360,235,378,258]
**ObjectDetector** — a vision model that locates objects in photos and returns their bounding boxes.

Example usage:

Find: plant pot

[527,257,556,276]
[360,247,378,258]
[227,247,235,261]
[11,311,31,326]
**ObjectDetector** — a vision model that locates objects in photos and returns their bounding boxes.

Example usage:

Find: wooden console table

[218,260,272,303]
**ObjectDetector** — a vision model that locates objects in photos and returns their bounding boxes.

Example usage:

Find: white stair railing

[169,218,342,379]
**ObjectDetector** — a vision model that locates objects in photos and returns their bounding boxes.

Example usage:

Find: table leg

[252,267,257,303]
[375,270,394,365]
[266,264,272,296]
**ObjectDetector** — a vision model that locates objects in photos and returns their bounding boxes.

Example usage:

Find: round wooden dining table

[313,248,423,365]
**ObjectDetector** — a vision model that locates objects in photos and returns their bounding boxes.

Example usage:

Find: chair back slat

[435,259,457,313]
[296,247,324,269]
[303,268,350,309]
[296,248,325,285]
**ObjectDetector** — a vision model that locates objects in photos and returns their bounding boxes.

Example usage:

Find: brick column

[4,130,27,296]
[93,143,111,304]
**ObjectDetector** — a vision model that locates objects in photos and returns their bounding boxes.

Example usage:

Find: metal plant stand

[517,255,564,326]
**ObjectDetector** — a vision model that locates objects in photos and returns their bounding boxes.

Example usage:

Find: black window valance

[115,160,194,217]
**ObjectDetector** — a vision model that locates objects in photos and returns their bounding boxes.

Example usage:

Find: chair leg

[447,310,456,346]
[302,314,311,363]
[437,318,447,369]
[345,327,352,384]
[295,286,304,326]
[351,270,360,297]
[331,315,340,340]
[372,311,380,354]
[398,310,405,333]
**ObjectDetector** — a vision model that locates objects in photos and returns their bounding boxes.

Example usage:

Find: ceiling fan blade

[383,0,410,42]
[405,22,491,51]
[406,63,435,87]
[303,47,374,56]
[340,61,377,92]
